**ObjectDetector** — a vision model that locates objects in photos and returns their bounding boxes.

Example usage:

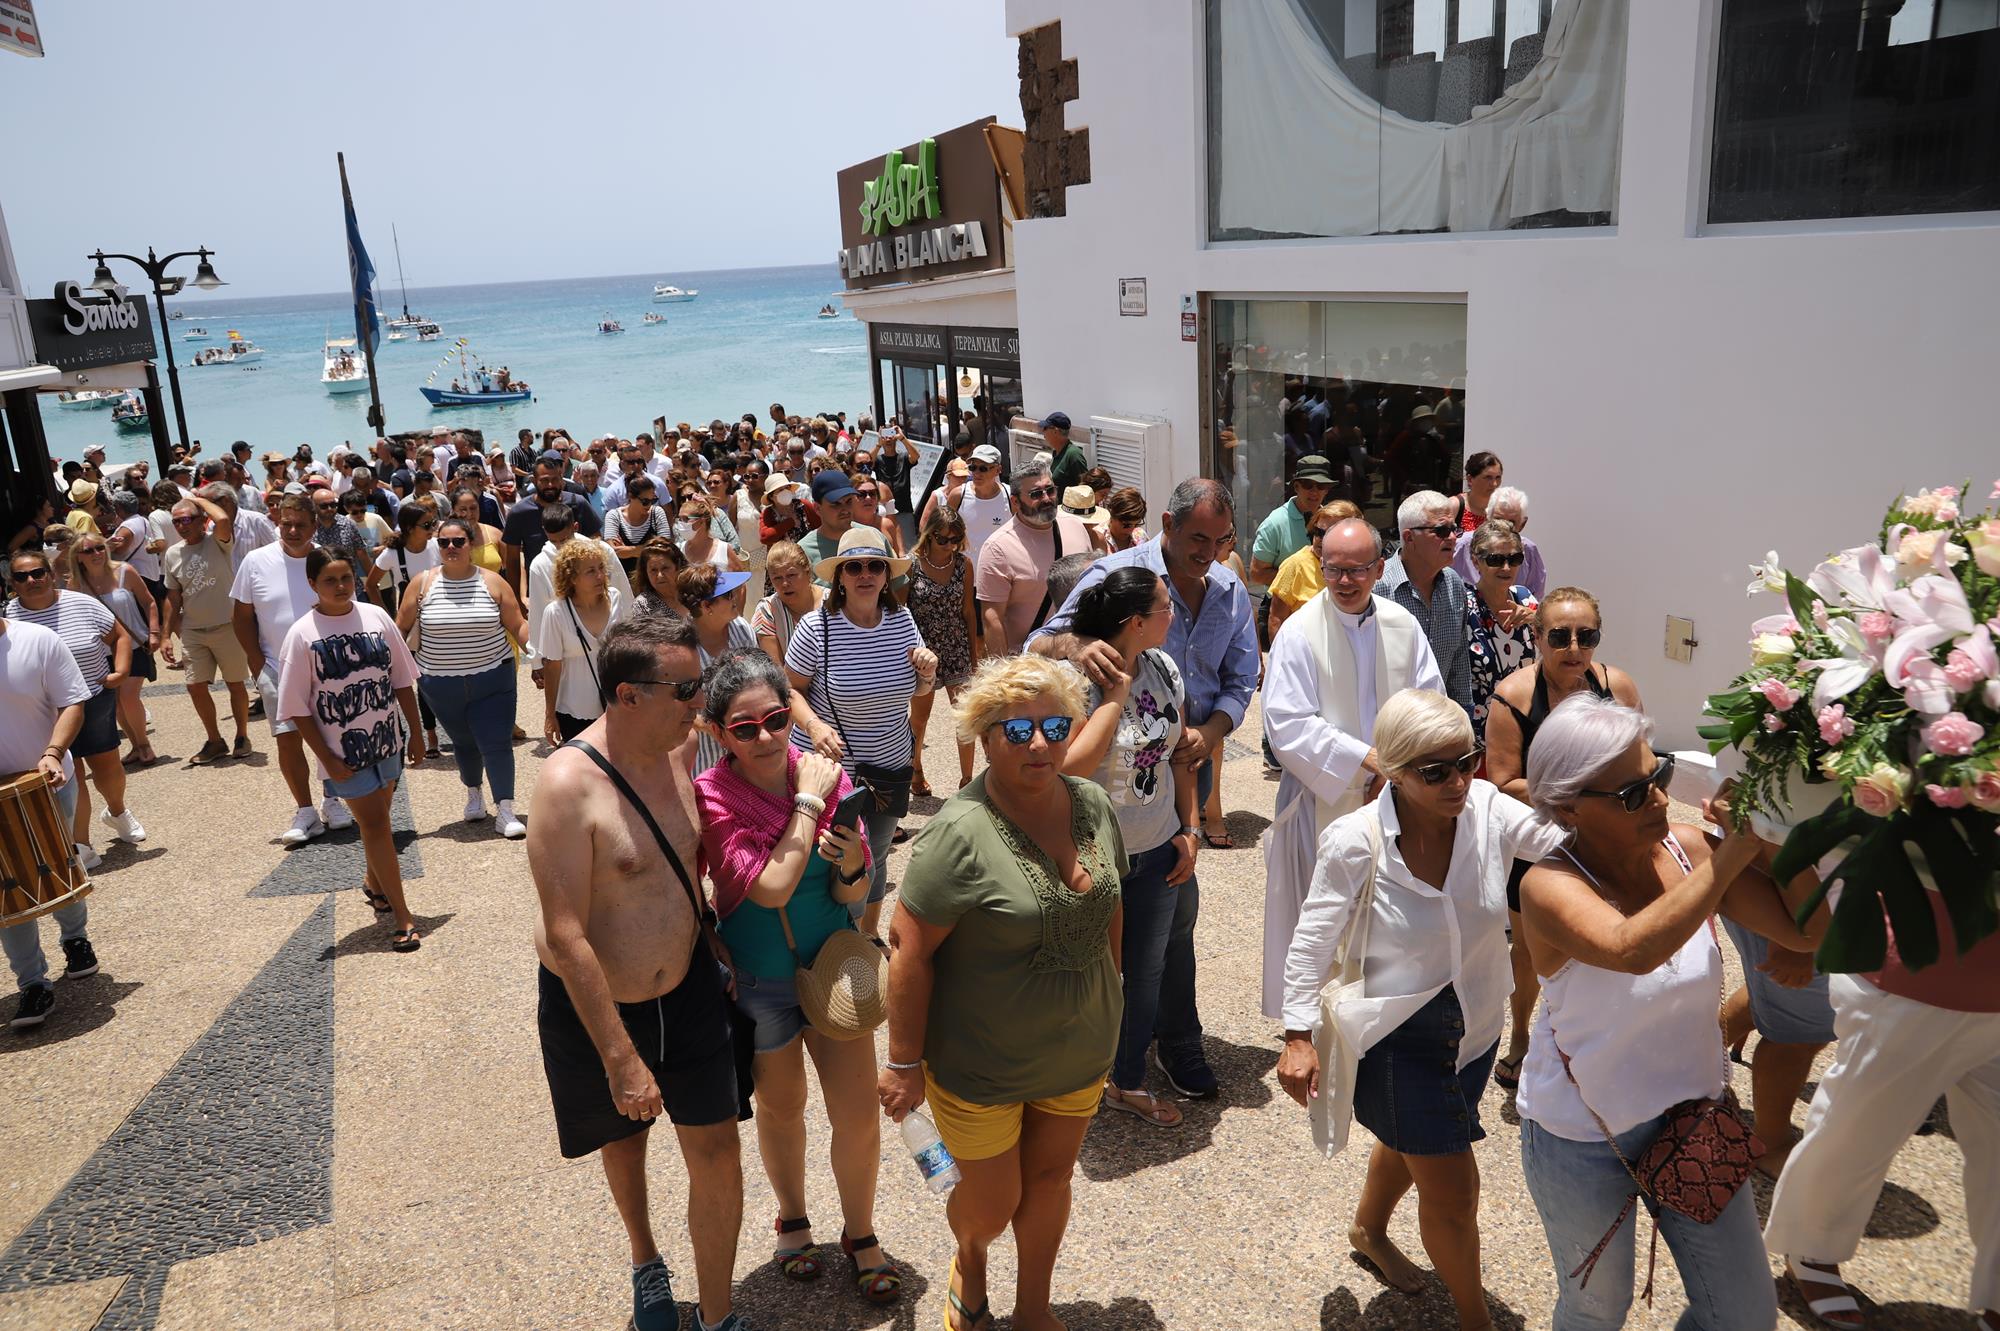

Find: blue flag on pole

[344,187,380,354]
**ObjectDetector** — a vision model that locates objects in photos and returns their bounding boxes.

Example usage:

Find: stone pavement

[0,679,1984,1330]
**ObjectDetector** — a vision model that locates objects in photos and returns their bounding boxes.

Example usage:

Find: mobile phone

[829,786,871,831]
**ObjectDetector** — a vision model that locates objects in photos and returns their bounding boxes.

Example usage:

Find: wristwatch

[1180,824,1201,839]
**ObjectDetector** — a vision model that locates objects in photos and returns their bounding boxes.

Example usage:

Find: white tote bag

[1309,810,1382,1159]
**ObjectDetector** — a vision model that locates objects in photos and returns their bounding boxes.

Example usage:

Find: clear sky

[1,2,1018,299]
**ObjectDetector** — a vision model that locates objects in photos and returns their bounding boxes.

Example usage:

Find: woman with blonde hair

[538,536,629,746]
[878,653,1123,1331]
[905,506,979,796]
[751,539,821,664]
[1278,688,1562,1330]
[447,485,506,574]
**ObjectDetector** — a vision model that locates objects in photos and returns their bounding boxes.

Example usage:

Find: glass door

[893,361,939,442]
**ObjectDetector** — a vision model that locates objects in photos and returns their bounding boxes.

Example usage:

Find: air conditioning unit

[1088,413,1169,500]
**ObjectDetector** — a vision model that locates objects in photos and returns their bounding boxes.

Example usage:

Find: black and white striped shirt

[5,590,116,693]
[415,572,511,676]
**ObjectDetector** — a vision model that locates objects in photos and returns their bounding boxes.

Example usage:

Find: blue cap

[811,470,857,505]
[711,569,753,599]
[1039,411,1071,433]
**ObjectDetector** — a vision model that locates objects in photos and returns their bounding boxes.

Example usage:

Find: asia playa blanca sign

[835,120,1005,290]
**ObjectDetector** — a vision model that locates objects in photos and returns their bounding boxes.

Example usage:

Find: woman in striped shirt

[751,540,823,667]
[397,516,529,838]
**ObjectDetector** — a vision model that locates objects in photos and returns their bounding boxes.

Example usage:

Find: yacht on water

[322,338,370,394]
[56,389,119,410]
[420,341,532,407]
[642,312,665,326]
[385,223,429,332]
[816,303,839,319]
[192,331,263,366]
[111,393,149,430]
[598,313,624,334]
[651,284,698,303]
[182,327,211,341]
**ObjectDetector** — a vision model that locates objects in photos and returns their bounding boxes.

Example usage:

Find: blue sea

[46,265,869,466]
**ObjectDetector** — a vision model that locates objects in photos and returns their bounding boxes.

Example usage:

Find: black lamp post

[86,246,225,455]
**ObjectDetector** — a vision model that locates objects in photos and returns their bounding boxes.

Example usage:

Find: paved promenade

[0,681,1982,1330]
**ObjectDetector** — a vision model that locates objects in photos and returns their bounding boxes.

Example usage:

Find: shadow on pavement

[324,911,456,959]
[731,1247,932,1331]
[0,976,143,1052]
[1051,1296,1166,1329]
[1079,1037,1275,1182]
[1321,1282,1531,1330]
[1749,1172,1941,1242]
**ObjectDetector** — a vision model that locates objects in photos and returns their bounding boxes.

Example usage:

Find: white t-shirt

[372,541,440,589]
[953,487,1013,566]
[0,619,91,784]
[536,589,629,719]
[229,543,315,665]
[117,513,162,581]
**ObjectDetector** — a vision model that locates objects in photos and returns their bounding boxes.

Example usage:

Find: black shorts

[72,689,121,759]
[537,953,741,1158]
[130,644,157,683]
[1506,858,1531,914]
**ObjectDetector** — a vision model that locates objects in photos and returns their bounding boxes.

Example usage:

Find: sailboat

[384,224,429,332]
[419,338,532,408]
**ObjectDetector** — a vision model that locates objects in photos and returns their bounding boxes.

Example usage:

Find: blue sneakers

[632,1257,678,1331]
[1154,1043,1220,1100]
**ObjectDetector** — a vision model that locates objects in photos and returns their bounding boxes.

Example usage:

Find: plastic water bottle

[900,1112,961,1193]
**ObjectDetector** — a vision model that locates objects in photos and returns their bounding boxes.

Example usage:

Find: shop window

[1709,0,2000,223]
[1205,0,1624,240]
[1204,298,1468,552]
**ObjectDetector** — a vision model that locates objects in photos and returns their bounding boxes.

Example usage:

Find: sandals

[1102,1085,1183,1127]
[1493,1053,1524,1090]
[1787,1257,1866,1329]
[1201,822,1235,850]
[944,1255,990,1331]
[389,926,422,953]
[774,1215,823,1282]
[362,887,393,917]
[842,1230,901,1305]
[911,773,933,798]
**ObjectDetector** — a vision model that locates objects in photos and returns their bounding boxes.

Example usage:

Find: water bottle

[900,1111,961,1194]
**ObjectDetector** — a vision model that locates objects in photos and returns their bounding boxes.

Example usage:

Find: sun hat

[762,474,800,500]
[810,470,858,507]
[1060,484,1109,527]
[1292,454,1336,484]
[970,444,1002,466]
[789,919,888,1040]
[261,450,289,465]
[430,425,450,437]
[68,480,98,505]
[1039,410,1072,433]
[1406,404,1436,424]
[813,525,913,583]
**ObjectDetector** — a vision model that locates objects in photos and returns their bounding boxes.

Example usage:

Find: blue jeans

[421,661,517,803]
[1111,841,1180,1089]
[3,777,85,992]
[854,807,898,912]
[1155,760,1210,1062]
[1520,1115,1778,1331]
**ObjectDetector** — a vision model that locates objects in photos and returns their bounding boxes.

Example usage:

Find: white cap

[970,444,1002,465]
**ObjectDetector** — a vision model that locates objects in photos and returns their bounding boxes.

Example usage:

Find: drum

[0,769,91,929]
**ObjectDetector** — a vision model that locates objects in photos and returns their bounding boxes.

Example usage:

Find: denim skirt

[1352,984,1498,1156]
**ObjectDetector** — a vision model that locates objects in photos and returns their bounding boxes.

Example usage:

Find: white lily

[1881,574,1976,694]
[1807,543,1898,610]
[1804,615,1882,708]
[1745,550,1786,597]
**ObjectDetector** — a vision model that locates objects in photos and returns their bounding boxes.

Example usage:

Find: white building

[1002,0,2000,745]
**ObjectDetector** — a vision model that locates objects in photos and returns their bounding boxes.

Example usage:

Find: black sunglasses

[1408,522,1457,541]
[998,716,1073,745]
[1412,749,1483,785]
[843,559,889,575]
[435,536,469,549]
[627,676,703,701]
[721,706,793,743]
[12,566,51,582]
[1580,754,1676,813]
[1481,552,1525,569]
[1544,626,1602,650]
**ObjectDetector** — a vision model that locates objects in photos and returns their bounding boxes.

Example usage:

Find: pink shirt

[694,748,869,918]
[276,603,419,771]
[974,513,1092,652]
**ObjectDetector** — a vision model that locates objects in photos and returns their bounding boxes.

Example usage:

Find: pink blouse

[694,747,872,918]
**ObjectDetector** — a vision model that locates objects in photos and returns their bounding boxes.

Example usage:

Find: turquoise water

[46,264,869,466]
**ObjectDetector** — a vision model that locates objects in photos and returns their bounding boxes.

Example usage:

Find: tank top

[92,579,150,642]
[1501,663,1613,759]
[956,488,1013,565]
[415,571,511,676]
[1514,836,1730,1140]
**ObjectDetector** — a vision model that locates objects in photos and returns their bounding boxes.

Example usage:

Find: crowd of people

[2,417,1993,1331]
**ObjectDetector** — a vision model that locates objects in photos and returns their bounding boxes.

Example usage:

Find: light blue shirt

[1032,535,1259,731]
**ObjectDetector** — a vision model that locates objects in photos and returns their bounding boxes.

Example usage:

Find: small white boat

[416,322,442,342]
[651,284,698,303]
[182,326,211,341]
[642,312,665,326]
[322,337,370,394]
[816,303,839,319]
[385,329,407,342]
[598,313,624,334]
[56,389,119,410]
[168,309,186,321]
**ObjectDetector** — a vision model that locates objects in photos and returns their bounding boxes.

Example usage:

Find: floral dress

[1466,587,1539,745]
[907,552,975,686]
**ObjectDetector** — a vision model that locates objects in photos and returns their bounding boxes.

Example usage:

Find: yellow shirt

[469,535,503,573]
[1268,544,1325,614]
[65,510,101,537]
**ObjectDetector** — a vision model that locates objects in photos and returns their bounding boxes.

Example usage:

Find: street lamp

[84,245,226,455]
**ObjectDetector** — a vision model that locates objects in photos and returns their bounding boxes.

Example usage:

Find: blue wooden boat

[420,385,533,408]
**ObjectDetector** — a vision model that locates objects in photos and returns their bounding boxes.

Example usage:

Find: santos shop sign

[836,117,1007,292]
[25,282,158,371]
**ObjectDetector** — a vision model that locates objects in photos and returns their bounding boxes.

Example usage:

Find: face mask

[774,491,794,508]
[673,521,694,544]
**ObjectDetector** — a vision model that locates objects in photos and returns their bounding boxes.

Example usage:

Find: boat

[384,223,429,331]
[651,284,698,303]
[168,309,185,321]
[182,326,211,341]
[642,312,665,326]
[111,393,149,430]
[816,303,839,319]
[56,389,119,410]
[598,313,624,334]
[321,337,370,394]
[191,333,265,367]
[419,340,532,408]
[415,322,442,341]
[385,329,407,342]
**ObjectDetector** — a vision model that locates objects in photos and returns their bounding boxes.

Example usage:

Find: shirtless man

[527,614,748,1331]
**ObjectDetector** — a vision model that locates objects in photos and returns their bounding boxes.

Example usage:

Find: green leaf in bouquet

[1816,848,1891,973]
[1772,799,1867,894]
[1784,571,1821,633]
[1814,816,1939,972]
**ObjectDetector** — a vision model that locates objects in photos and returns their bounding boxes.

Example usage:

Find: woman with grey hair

[1277,688,1561,1330]
[1514,693,1816,1331]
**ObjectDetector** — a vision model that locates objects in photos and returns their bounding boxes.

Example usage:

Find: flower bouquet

[1697,482,2000,973]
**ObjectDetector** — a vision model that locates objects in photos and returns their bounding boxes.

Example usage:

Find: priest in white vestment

[1261,518,1443,1018]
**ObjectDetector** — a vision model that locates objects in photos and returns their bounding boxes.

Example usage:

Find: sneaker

[495,801,526,840]
[60,937,99,979]
[281,808,325,847]
[463,789,490,822]
[10,985,54,1030]
[102,808,146,844]
[631,1257,679,1331]
[1154,1043,1220,1100]
[188,739,229,766]
[232,735,254,758]
[322,798,354,832]
[74,843,102,871]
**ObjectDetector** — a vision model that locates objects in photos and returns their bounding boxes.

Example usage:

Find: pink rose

[1970,769,2000,813]
[1922,711,1985,757]
[1947,650,1987,692]
[1763,714,1786,733]
[1925,783,1971,809]
[1817,704,1855,745]
[1757,678,1802,710]
[1857,611,1895,643]
[1853,764,1910,817]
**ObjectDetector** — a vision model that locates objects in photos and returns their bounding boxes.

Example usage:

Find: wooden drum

[0,769,91,929]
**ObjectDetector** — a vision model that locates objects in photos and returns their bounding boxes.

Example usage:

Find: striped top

[783,606,922,774]
[691,617,761,776]
[414,571,512,676]
[5,590,117,693]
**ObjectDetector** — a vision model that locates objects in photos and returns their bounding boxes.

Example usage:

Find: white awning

[0,364,61,392]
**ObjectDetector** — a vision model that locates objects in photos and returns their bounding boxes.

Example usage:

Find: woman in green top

[692,649,900,1304]
[878,654,1126,1331]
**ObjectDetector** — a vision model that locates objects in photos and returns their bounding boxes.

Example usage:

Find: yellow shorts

[923,1069,1104,1162]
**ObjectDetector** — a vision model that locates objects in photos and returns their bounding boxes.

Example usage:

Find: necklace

[917,551,955,578]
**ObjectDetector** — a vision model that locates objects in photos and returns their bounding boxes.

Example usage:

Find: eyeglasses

[854,488,877,500]
[1579,754,1675,813]
[843,559,889,575]
[997,715,1074,745]
[1308,526,1333,540]
[435,536,469,549]
[12,567,50,582]
[1543,626,1602,650]
[314,502,337,512]
[1323,562,1378,583]
[721,706,793,743]
[1411,749,1483,785]
[171,513,205,526]
[1408,522,1457,541]
[1481,552,1526,569]
[968,463,997,473]
[418,521,436,531]
[932,535,963,548]
[627,676,704,702]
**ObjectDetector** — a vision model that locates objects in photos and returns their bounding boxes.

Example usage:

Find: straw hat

[67,479,98,506]
[762,473,800,500]
[813,525,912,583]
[791,927,888,1040]
[1406,404,1436,424]
[1060,484,1109,527]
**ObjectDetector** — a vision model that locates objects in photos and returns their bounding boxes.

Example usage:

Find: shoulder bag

[776,901,886,1040]
[564,599,604,705]
[1029,516,1068,633]
[1309,809,1382,1158]
[818,611,913,818]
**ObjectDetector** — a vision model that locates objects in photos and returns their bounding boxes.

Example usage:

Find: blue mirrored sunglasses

[998,716,1073,745]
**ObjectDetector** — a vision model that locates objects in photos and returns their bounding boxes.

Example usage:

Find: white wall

[1002,0,2000,747]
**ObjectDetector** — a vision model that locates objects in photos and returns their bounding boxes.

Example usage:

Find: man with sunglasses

[975,460,1091,654]
[1260,515,1445,1020]
[307,484,372,602]
[945,443,1011,569]
[162,498,254,764]
[526,615,749,1331]
[1377,491,1475,719]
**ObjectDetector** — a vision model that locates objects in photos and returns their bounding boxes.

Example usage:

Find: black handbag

[820,612,913,818]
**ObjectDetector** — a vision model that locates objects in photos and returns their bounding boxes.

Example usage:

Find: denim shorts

[323,752,403,800]
[1352,984,1498,1156]
[1721,917,1835,1045]
[732,970,808,1052]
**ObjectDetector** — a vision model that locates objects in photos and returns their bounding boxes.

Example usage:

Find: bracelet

[885,1058,922,1071]
[838,862,868,885]
[793,793,826,818]
[43,747,64,758]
